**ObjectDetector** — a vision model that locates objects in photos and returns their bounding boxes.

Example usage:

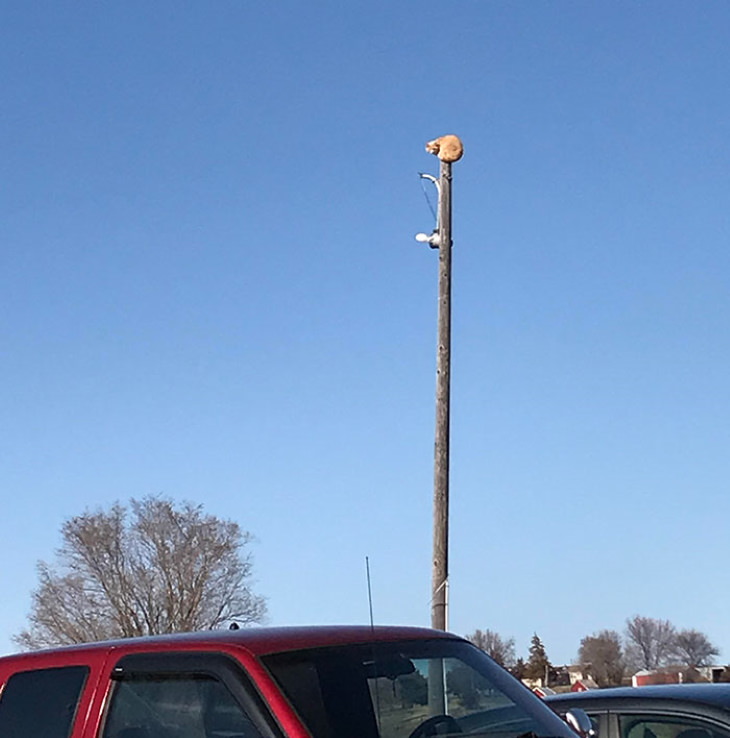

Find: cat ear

[425,138,442,155]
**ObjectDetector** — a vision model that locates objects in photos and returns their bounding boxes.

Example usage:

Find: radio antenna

[366,556,375,628]
[366,555,382,731]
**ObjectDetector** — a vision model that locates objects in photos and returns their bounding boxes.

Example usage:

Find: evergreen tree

[525,633,552,685]
[510,657,527,680]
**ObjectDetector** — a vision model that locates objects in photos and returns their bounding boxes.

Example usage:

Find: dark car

[545,684,730,738]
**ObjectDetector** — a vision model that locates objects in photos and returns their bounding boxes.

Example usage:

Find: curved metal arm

[419,172,440,192]
[417,172,442,244]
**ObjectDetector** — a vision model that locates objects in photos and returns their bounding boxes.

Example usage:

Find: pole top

[425,134,464,163]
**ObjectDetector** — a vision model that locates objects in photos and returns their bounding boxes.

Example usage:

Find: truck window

[0,665,89,738]
[263,639,574,738]
[102,672,265,738]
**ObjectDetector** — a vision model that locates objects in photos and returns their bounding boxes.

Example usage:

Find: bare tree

[15,496,267,649]
[672,629,719,668]
[578,630,625,686]
[624,615,677,671]
[466,629,516,669]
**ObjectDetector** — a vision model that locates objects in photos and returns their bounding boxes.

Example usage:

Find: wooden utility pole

[431,154,452,633]
[421,135,464,632]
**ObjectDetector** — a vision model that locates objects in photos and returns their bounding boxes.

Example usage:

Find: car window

[101,673,265,738]
[0,665,89,738]
[620,714,730,738]
[264,639,574,738]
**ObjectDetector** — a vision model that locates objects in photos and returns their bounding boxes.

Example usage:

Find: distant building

[699,666,728,683]
[525,665,596,693]
[631,666,728,686]
[532,686,557,698]
[633,669,681,687]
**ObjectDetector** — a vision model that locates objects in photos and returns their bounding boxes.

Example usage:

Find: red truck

[0,624,578,738]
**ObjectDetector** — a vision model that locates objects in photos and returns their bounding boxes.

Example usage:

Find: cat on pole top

[425,134,464,163]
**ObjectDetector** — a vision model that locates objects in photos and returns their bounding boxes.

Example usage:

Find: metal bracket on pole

[419,172,442,204]
[416,173,442,248]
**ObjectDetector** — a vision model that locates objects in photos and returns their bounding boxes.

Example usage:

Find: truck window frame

[101,651,284,738]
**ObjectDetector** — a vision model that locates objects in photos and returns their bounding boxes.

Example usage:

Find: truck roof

[0,624,456,666]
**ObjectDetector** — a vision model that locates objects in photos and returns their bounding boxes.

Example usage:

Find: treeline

[466,615,722,687]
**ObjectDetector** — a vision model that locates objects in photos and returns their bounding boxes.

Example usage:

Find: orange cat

[425,134,464,162]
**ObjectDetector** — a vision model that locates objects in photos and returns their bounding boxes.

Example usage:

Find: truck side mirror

[566,709,596,738]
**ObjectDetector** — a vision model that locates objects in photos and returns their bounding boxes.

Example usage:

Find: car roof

[0,625,456,663]
[546,684,730,711]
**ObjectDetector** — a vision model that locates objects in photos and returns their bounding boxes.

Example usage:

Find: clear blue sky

[2,1,729,666]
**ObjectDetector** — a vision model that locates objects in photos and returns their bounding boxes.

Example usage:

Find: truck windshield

[262,638,573,738]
